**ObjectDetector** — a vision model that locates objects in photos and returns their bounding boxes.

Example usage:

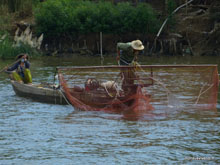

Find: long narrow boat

[11,80,67,105]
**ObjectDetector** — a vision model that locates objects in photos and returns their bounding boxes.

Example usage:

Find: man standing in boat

[116,40,144,66]
[6,53,32,84]
[116,40,144,93]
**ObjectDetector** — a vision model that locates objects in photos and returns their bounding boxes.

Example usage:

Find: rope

[119,58,130,65]
[194,83,214,105]
[58,89,72,106]
[135,62,171,93]
[134,62,173,105]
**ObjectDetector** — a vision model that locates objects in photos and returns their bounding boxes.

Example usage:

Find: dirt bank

[174,0,220,56]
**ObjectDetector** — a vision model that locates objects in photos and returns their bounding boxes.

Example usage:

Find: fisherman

[116,40,144,93]
[6,53,32,84]
[116,40,144,66]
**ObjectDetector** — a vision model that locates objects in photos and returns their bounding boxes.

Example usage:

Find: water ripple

[0,57,220,164]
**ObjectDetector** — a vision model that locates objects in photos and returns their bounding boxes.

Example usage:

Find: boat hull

[68,85,154,114]
[11,80,67,105]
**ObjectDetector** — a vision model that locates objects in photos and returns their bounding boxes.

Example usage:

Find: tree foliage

[166,0,177,29]
[34,0,161,38]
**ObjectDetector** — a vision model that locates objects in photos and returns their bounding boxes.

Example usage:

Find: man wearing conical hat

[116,40,144,65]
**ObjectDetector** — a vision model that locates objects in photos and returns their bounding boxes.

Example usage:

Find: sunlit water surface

[0,56,219,164]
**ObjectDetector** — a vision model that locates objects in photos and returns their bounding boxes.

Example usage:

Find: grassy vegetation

[0,0,41,59]
[0,32,40,59]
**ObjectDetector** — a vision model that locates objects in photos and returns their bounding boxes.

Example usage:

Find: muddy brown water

[0,55,219,164]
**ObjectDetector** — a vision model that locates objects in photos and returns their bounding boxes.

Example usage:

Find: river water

[0,55,219,164]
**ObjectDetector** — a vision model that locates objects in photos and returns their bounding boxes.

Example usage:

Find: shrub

[135,3,160,34]
[34,0,68,37]
[34,0,161,38]
[113,2,135,33]
[167,0,177,28]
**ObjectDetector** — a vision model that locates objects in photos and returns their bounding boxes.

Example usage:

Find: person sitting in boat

[116,40,144,93]
[85,78,100,91]
[6,53,32,84]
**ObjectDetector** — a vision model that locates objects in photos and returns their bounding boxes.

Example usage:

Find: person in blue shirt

[7,54,32,84]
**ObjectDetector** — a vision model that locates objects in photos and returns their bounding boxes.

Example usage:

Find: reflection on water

[0,56,219,164]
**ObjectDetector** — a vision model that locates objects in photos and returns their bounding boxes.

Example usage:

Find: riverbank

[1,0,220,58]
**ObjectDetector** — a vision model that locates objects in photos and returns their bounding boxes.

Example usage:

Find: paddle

[0,55,24,74]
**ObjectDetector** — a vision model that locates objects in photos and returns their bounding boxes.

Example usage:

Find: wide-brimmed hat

[131,40,144,50]
[15,53,29,60]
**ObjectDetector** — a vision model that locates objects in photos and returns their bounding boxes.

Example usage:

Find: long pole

[0,54,25,73]
[100,32,103,57]
[100,32,104,65]
[0,59,19,73]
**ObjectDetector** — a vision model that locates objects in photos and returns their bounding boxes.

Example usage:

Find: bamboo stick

[157,0,194,38]
[0,57,22,73]
[149,0,195,55]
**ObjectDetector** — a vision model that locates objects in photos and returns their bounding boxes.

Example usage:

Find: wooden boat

[11,80,68,105]
[67,84,154,114]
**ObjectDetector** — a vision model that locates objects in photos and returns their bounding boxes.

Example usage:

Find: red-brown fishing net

[57,65,219,115]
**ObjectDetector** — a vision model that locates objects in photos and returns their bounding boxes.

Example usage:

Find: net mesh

[58,65,219,115]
